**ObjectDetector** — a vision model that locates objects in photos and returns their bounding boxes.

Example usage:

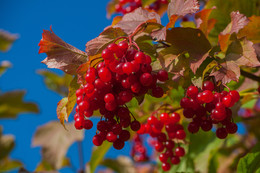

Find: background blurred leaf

[0,158,23,172]
[0,60,12,77]
[0,127,15,160]
[0,30,18,52]
[35,158,70,171]
[37,70,72,96]
[0,91,39,119]
[32,121,84,170]
[101,156,135,173]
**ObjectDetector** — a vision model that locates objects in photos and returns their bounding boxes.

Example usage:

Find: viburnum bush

[38,0,260,172]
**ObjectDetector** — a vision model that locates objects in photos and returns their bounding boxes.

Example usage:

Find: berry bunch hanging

[73,37,169,150]
[138,112,186,171]
[181,80,239,139]
[130,134,149,162]
[114,0,169,14]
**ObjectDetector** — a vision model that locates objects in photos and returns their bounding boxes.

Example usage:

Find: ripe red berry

[200,120,213,131]
[131,120,141,131]
[155,141,165,152]
[104,93,115,103]
[201,90,214,103]
[226,122,238,134]
[152,86,164,98]
[216,127,228,139]
[74,117,84,130]
[119,130,130,141]
[157,70,168,81]
[229,90,240,103]
[180,97,191,109]
[203,81,214,91]
[183,108,195,118]
[169,112,180,124]
[134,51,145,64]
[171,156,180,165]
[187,85,198,98]
[176,130,186,140]
[159,153,168,163]
[83,119,93,130]
[140,73,153,86]
[222,95,233,107]
[160,113,169,124]
[162,162,171,171]
[98,67,112,82]
[188,121,200,133]
[175,147,185,157]
[106,132,117,142]
[122,62,133,75]
[165,140,175,149]
[102,48,114,60]
[113,139,125,150]
[93,135,103,146]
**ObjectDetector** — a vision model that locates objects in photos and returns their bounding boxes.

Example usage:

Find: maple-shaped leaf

[238,15,260,43]
[167,0,199,28]
[151,27,167,41]
[210,61,240,84]
[32,121,84,170]
[219,11,249,52]
[0,30,18,52]
[160,28,211,74]
[39,27,88,75]
[113,7,161,34]
[195,7,216,37]
[226,38,260,68]
[85,27,126,56]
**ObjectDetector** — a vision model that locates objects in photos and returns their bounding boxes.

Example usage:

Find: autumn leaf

[226,37,260,67]
[160,28,211,74]
[113,8,161,34]
[85,27,126,56]
[57,97,69,128]
[32,121,84,170]
[66,76,79,121]
[0,60,12,77]
[151,27,167,41]
[238,15,260,43]
[0,30,18,52]
[219,11,249,52]
[39,27,88,75]
[106,0,119,19]
[0,91,39,119]
[195,7,216,37]
[210,61,240,84]
[166,0,199,28]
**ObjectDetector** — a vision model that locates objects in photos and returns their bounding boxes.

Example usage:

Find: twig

[241,69,260,82]
[77,141,84,173]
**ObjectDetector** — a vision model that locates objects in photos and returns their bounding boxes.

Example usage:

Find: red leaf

[39,27,88,75]
[113,8,161,34]
[210,61,240,84]
[151,27,167,41]
[167,0,199,28]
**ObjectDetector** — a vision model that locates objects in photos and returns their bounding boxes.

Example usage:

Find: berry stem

[222,83,231,92]
[113,36,128,43]
[77,141,84,172]
[241,69,260,82]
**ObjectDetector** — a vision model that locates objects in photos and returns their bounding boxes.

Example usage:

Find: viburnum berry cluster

[130,134,149,162]
[73,39,169,150]
[138,112,186,171]
[181,80,239,139]
[114,0,169,14]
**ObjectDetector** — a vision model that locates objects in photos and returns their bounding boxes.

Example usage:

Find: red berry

[102,48,114,60]
[175,147,185,157]
[176,130,186,140]
[122,62,133,75]
[112,124,122,135]
[104,93,115,103]
[74,117,84,130]
[98,67,112,82]
[162,162,171,171]
[118,41,128,53]
[169,112,180,123]
[165,140,175,149]
[93,135,103,146]
[222,95,233,107]
[201,90,214,103]
[134,51,145,64]
[152,86,164,98]
[229,90,240,103]
[113,139,125,150]
[106,132,117,142]
[187,86,198,98]
[216,127,228,139]
[159,153,168,163]
[160,113,169,124]
[200,120,212,131]
[131,120,141,131]
[183,108,195,119]
[155,141,165,152]
[140,73,153,86]
[119,130,130,141]
[188,121,200,133]
[203,81,214,91]
[83,119,93,130]
[226,122,238,134]
[157,70,168,81]
[171,156,180,165]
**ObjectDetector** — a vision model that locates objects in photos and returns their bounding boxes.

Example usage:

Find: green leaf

[237,143,260,173]
[37,70,72,96]
[0,91,39,119]
[141,0,157,6]
[35,158,70,171]
[0,30,18,52]
[135,35,157,60]
[101,156,135,173]
[32,121,84,170]
[66,76,79,120]
[87,141,112,173]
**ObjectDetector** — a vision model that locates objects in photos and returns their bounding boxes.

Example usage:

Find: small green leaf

[141,0,157,6]
[237,143,260,173]
[0,61,12,77]
[87,141,112,173]
[101,156,135,173]
[0,158,23,172]
[0,91,39,119]
[0,130,15,160]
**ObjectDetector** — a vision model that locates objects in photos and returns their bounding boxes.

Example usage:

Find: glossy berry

[162,162,171,171]
[216,127,228,139]
[203,81,214,91]
[176,130,186,140]
[188,121,200,133]
[106,132,117,142]
[159,153,168,163]
[187,86,198,98]
[140,73,153,86]
[93,135,103,146]
[157,70,168,81]
[131,120,141,131]
[83,119,93,130]
[226,122,238,134]
[175,147,185,157]
[113,139,125,150]
[229,90,240,102]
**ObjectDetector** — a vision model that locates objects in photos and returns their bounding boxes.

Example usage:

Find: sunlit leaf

[0,158,23,172]
[35,158,70,171]
[32,121,84,170]
[0,60,12,77]
[0,129,14,160]
[238,16,260,43]
[101,156,135,173]
[57,97,68,128]
[39,27,88,74]
[0,91,39,119]
[66,76,79,120]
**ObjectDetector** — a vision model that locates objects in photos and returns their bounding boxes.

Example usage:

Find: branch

[241,69,260,82]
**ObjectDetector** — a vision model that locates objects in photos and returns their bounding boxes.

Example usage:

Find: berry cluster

[130,134,149,162]
[73,40,168,150]
[181,81,239,139]
[138,112,186,171]
[114,0,169,15]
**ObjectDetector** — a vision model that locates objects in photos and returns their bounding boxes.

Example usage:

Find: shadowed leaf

[0,91,39,119]
[66,76,79,121]
[0,130,14,160]
[32,121,84,170]
[0,159,23,172]
[57,97,69,128]
[39,27,88,74]
[0,60,12,77]
[238,16,260,43]
[101,156,135,173]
